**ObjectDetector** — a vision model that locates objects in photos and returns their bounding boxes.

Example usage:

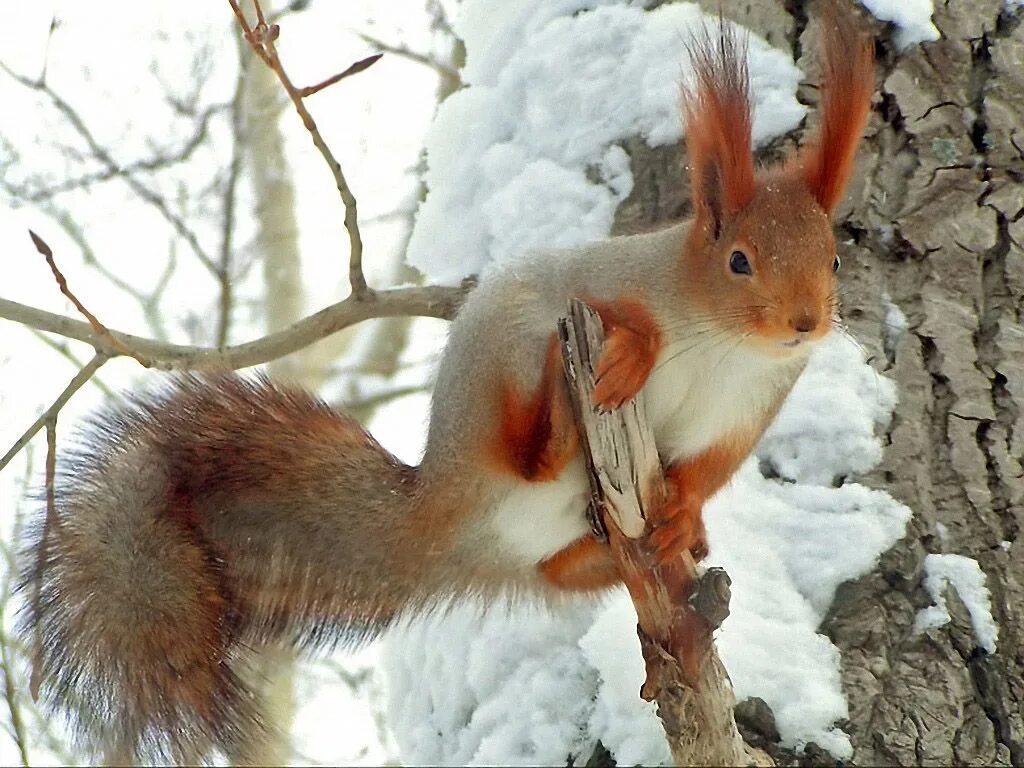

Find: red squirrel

[19,7,874,764]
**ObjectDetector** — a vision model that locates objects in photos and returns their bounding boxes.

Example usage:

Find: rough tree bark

[612,0,1024,764]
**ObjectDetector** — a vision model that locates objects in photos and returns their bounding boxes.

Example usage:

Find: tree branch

[0,353,108,475]
[0,61,220,276]
[2,101,225,204]
[0,282,470,372]
[227,0,376,298]
[558,299,767,767]
[29,231,153,367]
[355,32,459,80]
[297,54,383,98]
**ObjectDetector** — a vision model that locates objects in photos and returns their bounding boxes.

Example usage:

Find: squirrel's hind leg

[539,536,620,591]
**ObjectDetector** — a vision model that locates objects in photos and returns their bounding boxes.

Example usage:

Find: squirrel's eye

[729,250,752,276]
[833,255,841,273]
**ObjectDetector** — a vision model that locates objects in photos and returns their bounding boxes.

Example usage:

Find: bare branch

[27,419,60,705]
[216,42,251,349]
[355,33,459,80]
[36,204,178,342]
[0,621,30,767]
[0,450,32,767]
[0,281,470,372]
[0,61,220,276]
[30,231,153,367]
[0,354,108,475]
[28,330,115,399]
[45,207,147,304]
[298,54,383,98]
[43,416,57,537]
[228,0,372,298]
[345,384,431,421]
[4,102,226,204]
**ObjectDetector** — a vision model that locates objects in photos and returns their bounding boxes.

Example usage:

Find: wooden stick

[558,298,766,767]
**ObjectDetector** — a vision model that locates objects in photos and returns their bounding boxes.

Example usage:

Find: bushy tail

[19,373,426,764]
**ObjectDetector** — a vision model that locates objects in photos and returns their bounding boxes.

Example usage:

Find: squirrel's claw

[648,492,709,565]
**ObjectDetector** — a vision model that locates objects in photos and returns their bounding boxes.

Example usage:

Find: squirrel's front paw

[648,492,708,565]
[592,327,658,411]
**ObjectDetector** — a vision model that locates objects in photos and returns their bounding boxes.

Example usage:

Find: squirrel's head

[678,4,874,357]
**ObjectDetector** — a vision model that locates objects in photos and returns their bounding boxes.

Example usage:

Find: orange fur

[539,536,621,591]
[791,3,875,215]
[650,405,784,563]
[490,335,578,481]
[588,296,664,410]
[683,21,756,234]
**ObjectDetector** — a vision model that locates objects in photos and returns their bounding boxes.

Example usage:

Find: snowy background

[0,0,999,766]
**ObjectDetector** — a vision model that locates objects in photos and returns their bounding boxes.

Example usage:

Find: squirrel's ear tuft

[793,2,875,216]
[683,19,756,240]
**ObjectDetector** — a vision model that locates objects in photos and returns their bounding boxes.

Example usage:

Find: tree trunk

[614,0,1024,763]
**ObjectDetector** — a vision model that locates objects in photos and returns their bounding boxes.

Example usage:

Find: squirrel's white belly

[645,340,790,461]
[487,341,798,566]
[488,457,592,563]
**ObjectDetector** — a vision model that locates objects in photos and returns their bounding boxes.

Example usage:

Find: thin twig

[356,33,458,80]
[216,37,251,349]
[0,354,108,474]
[344,384,430,421]
[35,205,175,341]
[28,418,61,703]
[0,623,30,767]
[298,54,383,98]
[46,207,148,304]
[5,102,226,204]
[0,461,33,767]
[28,329,115,398]
[0,61,220,277]
[0,450,34,573]
[227,0,372,298]
[29,230,153,367]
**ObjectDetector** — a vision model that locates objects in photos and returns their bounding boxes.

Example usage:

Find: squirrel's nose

[790,311,819,334]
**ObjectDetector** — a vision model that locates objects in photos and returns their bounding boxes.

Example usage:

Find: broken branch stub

[557,298,653,540]
[558,297,762,767]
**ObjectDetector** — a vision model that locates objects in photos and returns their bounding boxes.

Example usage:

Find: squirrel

[18,6,874,765]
